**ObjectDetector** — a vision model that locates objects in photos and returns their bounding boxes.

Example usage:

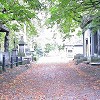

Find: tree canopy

[0,0,42,32]
[46,0,100,35]
[0,0,44,51]
[0,0,100,35]
[0,0,100,51]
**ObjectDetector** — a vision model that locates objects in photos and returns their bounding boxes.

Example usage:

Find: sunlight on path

[37,50,74,63]
[37,56,73,63]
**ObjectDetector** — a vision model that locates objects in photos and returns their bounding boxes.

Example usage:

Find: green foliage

[0,0,42,34]
[26,22,37,36]
[46,0,100,34]
[45,43,55,53]
[0,0,44,52]
[91,56,100,62]
[9,32,18,51]
[0,32,5,50]
[77,30,82,36]
[58,45,64,50]
[0,32,5,41]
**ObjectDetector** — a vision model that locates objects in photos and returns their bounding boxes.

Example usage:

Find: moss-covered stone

[74,54,87,65]
[0,66,2,74]
[74,54,84,59]
[91,56,100,62]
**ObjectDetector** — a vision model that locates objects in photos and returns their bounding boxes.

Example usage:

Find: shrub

[91,56,100,62]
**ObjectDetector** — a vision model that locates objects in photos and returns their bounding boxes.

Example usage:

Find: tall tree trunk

[4,32,9,52]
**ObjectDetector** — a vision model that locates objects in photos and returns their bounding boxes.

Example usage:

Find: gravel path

[0,61,100,100]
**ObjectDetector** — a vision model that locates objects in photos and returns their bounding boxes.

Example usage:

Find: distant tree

[45,43,55,53]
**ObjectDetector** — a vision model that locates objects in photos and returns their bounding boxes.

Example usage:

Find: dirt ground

[0,61,100,100]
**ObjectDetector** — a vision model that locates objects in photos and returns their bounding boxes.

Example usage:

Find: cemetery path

[0,61,100,100]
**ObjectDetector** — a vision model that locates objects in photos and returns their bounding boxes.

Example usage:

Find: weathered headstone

[0,51,3,65]
[12,49,18,61]
[4,52,10,65]
[18,36,26,56]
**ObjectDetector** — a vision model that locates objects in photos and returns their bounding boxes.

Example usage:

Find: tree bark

[4,32,9,52]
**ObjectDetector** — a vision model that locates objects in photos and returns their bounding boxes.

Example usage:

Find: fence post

[20,56,22,65]
[2,55,6,71]
[11,56,13,68]
[16,56,18,66]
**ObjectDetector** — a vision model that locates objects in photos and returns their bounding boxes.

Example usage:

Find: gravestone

[0,51,3,65]
[12,49,18,62]
[18,36,26,57]
[4,52,10,66]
